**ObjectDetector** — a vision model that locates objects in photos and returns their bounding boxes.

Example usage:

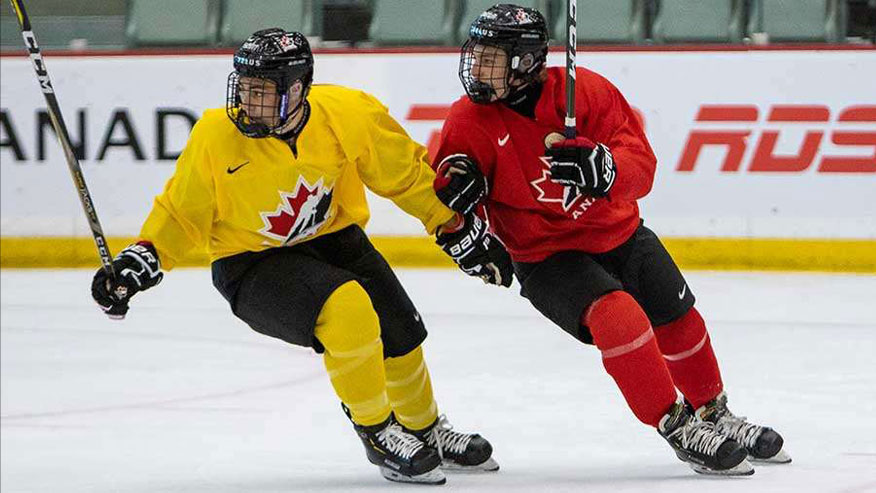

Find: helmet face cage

[226,28,313,138]
[459,39,508,104]
[226,72,291,138]
[459,4,549,105]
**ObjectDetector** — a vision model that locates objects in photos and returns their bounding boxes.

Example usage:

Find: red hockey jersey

[433,66,657,263]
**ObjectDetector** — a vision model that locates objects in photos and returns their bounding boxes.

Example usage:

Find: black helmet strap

[275,96,311,141]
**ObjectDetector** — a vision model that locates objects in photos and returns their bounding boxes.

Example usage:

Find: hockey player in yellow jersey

[90,29,512,485]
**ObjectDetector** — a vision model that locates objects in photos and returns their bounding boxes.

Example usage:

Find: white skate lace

[715,413,762,450]
[376,422,424,460]
[675,419,726,456]
[429,415,473,460]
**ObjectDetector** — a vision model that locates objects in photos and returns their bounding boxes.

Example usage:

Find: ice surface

[2,269,875,492]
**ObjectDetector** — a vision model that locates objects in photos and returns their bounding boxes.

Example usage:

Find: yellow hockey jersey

[139,85,454,269]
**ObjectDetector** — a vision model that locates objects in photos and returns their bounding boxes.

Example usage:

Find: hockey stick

[564,0,578,139]
[8,0,116,277]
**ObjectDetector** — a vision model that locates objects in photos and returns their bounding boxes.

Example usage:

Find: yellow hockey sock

[384,345,439,431]
[314,281,390,427]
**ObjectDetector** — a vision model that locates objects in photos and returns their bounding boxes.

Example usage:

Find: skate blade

[380,466,446,485]
[690,459,755,476]
[750,449,792,464]
[441,457,500,473]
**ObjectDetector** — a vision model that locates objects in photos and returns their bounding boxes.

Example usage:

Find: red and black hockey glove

[91,241,163,319]
[548,137,616,197]
[433,154,488,215]
[436,213,513,287]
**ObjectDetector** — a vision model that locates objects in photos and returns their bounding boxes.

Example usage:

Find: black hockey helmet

[460,4,549,104]
[226,28,314,138]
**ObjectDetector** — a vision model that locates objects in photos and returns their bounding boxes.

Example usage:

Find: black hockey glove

[433,154,488,215]
[436,213,513,287]
[548,137,617,197]
[91,242,163,319]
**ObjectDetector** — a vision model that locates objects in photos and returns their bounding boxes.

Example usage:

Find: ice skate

[410,414,499,472]
[659,401,754,476]
[696,391,791,464]
[349,411,445,485]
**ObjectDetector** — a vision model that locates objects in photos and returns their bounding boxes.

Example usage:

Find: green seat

[126,0,220,46]
[458,0,549,43]
[0,17,18,49]
[369,0,460,45]
[0,0,126,16]
[653,0,744,43]
[553,0,645,44]
[221,0,312,45]
[0,0,127,50]
[2,17,126,51]
[755,0,846,42]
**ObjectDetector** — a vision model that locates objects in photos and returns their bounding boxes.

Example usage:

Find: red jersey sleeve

[580,70,657,201]
[432,100,498,175]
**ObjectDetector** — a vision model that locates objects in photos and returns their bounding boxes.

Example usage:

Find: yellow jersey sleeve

[336,91,454,235]
[139,116,216,269]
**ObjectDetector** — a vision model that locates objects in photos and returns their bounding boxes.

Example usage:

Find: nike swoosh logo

[498,134,510,146]
[226,161,250,174]
[678,284,687,299]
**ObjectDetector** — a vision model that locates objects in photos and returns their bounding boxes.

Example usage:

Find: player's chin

[251,116,279,128]
[489,89,507,102]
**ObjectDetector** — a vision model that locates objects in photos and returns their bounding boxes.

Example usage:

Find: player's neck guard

[274,100,311,142]
[504,80,543,118]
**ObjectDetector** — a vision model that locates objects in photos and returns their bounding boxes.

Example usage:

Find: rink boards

[1,47,874,271]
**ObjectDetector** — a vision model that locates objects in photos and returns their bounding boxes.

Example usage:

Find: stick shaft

[9,0,116,275]
[565,0,577,139]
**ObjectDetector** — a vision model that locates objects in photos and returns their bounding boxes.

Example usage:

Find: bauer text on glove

[436,213,513,287]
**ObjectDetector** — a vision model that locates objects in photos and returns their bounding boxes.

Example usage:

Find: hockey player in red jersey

[432,4,791,476]
[90,29,509,485]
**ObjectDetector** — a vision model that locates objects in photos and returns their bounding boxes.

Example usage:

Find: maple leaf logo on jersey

[530,156,599,219]
[259,177,334,245]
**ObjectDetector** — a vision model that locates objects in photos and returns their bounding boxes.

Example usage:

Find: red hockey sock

[653,307,723,409]
[584,291,678,427]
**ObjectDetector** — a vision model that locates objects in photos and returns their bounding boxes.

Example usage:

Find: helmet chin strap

[275,92,290,127]
[469,73,530,105]
[273,98,311,141]
[467,80,498,104]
